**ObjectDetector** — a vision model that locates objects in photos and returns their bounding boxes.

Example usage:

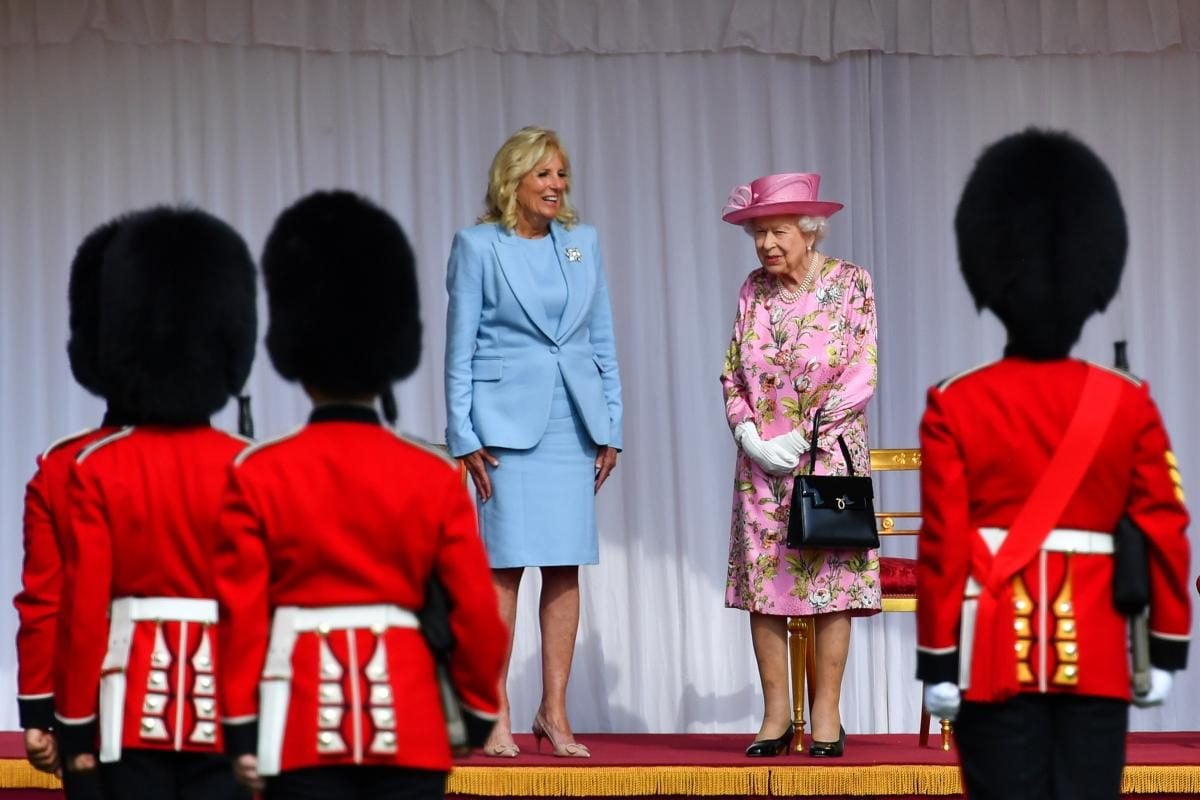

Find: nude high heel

[482,741,520,758]
[531,714,590,758]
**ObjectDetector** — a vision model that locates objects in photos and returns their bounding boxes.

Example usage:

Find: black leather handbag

[786,408,879,550]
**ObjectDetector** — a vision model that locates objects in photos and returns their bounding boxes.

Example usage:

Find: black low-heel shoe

[745,724,795,757]
[808,725,845,758]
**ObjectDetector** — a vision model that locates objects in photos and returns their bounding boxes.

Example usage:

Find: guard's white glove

[1132,668,1173,708]
[923,681,961,722]
[734,421,800,476]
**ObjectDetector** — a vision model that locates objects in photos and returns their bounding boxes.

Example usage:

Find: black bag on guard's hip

[1112,515,1149,615]
[421,578,478,749]
[787,408,879,550]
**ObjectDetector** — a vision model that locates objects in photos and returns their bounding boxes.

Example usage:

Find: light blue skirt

[480,380,599,568]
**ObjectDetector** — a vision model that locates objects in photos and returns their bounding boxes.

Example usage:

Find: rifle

[1112,340,1152,699]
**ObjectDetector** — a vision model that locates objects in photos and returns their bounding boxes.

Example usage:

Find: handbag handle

[808,407,857,477]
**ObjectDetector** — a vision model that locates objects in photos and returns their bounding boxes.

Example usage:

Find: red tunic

[916,358,1191,702]
[14,427,113,730]
[55,425,250,758]
[214,407,505,775]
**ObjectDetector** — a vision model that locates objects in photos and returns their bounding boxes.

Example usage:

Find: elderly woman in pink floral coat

[720,173,880,758]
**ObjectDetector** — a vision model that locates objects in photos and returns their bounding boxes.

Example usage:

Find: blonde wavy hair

[479,126,579,231]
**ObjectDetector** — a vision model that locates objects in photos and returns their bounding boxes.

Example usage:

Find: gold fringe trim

[448,766,770,796]
[770,764,962,796]
[1122,765,1200,794]
[0,758,62,789]
[5,756,1198,795]
[447,763,1200,797]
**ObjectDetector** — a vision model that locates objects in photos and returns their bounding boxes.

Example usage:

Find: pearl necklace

[777,250,821,302]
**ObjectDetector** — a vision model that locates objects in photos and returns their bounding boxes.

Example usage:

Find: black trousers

[265,766,447,800]
[954,694,1128,800]
[100,749,248,800]
[61,769,106,800]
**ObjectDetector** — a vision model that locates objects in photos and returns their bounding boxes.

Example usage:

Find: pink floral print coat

[721,257,881,617]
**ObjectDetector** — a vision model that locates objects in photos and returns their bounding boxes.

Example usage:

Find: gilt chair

[786,447,953,751]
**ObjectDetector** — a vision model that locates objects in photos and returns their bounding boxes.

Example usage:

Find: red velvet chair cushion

[881,556,917,597]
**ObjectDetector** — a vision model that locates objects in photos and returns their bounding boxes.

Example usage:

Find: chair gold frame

[786,447,952,751]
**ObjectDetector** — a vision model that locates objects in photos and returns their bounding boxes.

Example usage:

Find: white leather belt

[99,596,218,763]
[978,527,1114,555]
[114,596,219,623]
[258,604,419,776]
[278,604,419,635]
[965,528,1112,600]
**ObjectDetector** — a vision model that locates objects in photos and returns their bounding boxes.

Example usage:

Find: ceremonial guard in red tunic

[916,130,1191,799]
[214,191,505,799]
[14,219,128,799]
[53,206,258,799]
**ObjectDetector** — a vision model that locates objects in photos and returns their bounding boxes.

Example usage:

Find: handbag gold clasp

[836,497,847,510]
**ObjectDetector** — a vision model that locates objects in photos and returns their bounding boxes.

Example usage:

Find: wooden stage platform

[3,731,1200,797]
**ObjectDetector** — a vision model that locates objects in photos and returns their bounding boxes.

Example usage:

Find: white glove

[734,421,800,476]
[1132,668,1173,708]
[770,429,809,460]
[923,682,961,722]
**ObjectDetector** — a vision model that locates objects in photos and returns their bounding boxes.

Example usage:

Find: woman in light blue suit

[444,127,623,759]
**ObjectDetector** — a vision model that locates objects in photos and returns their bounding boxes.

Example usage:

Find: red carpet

[4,731,1200,797]
[455,731,961,765]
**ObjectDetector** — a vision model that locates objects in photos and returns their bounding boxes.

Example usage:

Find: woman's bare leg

[749,613,792,739]
[810,611,851,742]
[534,566,581,740]
[483,567,523,754]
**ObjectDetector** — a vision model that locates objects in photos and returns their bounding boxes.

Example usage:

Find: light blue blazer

[444,221,623,457]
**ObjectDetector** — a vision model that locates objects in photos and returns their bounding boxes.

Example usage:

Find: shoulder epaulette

[391,431,458,468]
[936,360,998,391]
[41,428,100,460]
[1086,361,1143,387]
[233,427,304,467]
[76,427,136,463]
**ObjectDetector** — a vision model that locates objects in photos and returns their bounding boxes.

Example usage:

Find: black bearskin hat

[955,128,1126,359]
[66,217,124,396]
[96,206,257,423]
[262,190,421,395]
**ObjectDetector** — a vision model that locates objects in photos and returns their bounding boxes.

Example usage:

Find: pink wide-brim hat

[721,173,844,225]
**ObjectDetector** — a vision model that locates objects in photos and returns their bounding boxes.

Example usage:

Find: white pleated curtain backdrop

[1,2,1198,734]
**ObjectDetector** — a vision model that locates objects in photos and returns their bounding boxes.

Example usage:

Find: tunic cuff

[18,696,55,731]
[1150,636,1188,671]
[222,719,259,759]
[916,649,960,685]
[55,719,98,760]
[464,708,498,749]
